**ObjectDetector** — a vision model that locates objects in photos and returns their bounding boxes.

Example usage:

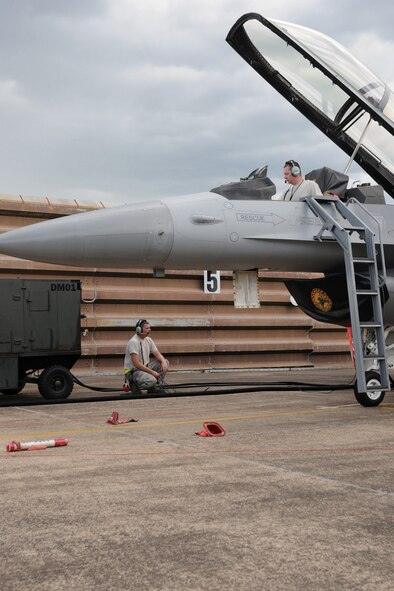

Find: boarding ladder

[305,196,389,395]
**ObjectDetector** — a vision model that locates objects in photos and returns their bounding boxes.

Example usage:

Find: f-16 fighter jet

[0,14,393,406]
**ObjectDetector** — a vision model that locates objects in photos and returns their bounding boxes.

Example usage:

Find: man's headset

[136,319,148,334]
[285,160,301,177]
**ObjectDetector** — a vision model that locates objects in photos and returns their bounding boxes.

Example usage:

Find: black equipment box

[0,278,81,396]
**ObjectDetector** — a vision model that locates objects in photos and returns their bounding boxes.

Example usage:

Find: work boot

[147,382,167,393]
[131,382,142,395]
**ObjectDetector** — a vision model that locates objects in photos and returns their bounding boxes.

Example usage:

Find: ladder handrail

[305,197,355,251]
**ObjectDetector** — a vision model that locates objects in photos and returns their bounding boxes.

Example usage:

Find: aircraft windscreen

[242,18,394,181]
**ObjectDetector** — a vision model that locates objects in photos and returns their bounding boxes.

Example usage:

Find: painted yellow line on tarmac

[0,404,356,440]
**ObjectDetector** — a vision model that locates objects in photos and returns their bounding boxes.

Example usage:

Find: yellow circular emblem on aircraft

[311,288,333,312]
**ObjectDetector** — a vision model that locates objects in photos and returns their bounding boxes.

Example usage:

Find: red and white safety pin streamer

[6,438,68,452]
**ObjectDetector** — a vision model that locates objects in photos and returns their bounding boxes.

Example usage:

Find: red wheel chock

[106,411,138,424]
[195,421,226,437]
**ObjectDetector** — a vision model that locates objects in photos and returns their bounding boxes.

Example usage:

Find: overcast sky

[0,0,392,205]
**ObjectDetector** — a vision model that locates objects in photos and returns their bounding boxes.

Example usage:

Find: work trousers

[127,359,169,391]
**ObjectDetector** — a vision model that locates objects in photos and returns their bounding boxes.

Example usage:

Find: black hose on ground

[71,373,356,393]
[0,376,357,407]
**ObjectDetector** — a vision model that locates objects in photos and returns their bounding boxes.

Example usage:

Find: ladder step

[356,290,378,295]
[366,382,389,392]
[359,322,382,328]
[342,226,366,232]
[362,354,386,360]
[353,258,374,264]
[313,235,335,241]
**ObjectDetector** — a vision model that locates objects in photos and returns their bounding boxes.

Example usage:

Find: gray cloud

[0,0,392,204]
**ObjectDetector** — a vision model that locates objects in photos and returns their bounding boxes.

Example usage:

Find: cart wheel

[38,365,74,400]
[0,375,27,395]
[354,370,386,407]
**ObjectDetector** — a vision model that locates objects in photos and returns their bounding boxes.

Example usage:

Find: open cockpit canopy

[226,13,394,198]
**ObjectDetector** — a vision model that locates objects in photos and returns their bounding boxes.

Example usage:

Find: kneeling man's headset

[136,319,148,334]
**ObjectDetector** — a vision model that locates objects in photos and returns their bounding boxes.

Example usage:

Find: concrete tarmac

[1,369,393,591]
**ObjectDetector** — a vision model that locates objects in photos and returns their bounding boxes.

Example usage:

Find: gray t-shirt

[124,334,158,370]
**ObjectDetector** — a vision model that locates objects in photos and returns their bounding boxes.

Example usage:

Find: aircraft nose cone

[0,201,174,268]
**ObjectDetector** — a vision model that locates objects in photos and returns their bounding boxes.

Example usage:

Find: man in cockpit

[282,160,322,201]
